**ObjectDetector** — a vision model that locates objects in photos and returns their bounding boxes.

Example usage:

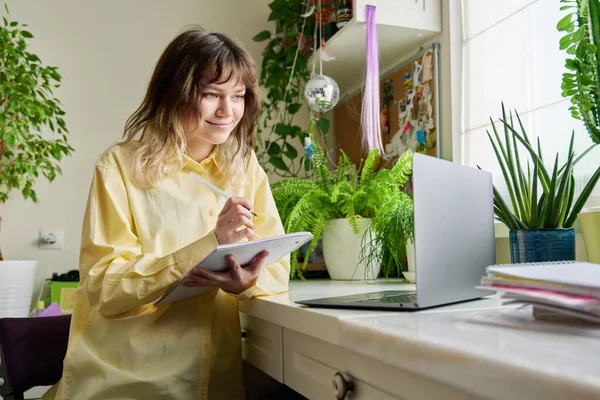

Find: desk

[239,280,600,400]
[25,280,600,399]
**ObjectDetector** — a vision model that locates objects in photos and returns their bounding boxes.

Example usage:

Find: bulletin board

[334,43,441,167]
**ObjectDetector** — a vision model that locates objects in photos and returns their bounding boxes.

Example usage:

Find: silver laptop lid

[412,153,495,308]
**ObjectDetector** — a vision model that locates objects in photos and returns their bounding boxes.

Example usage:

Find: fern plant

[271,118,414,278]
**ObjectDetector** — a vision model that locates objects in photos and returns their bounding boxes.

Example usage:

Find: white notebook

[487,261,600,289]
[154,231,313,306]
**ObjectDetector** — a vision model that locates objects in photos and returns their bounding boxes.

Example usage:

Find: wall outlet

[39,229,64,250]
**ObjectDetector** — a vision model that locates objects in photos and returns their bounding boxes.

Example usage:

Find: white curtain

[461,0,600,209]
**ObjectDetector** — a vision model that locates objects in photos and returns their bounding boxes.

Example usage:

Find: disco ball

[304,74,340,112]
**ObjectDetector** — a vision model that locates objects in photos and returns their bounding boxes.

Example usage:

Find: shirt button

[208,210,215,216]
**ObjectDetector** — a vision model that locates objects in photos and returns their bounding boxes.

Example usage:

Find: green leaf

[286,49,296,64]
[488,116,519,217]
[559,33,573,50]
[26,53,40,62]
[565,165,600,226]
[551,134,575,226]
[274,123,294,136]
[49,70,61,81]
[576,40,587,58]
[557,13,572,31]
[285,142,298,159]
[287,103,302,115]
[303,157,312,172]
[21,30,34,38]
[500,119,551,192]
[269,155,289,171]
[530,159,539,228]
[542,155,559,226]
[267,142,282,156]
[252,30,271,42]
[572,26,585,42]
[296,56,308,71]
[265,74,279,87]
[316,118,330,135]
[6,134,16,146]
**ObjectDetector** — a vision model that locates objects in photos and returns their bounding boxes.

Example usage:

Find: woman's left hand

[184,250,269,295]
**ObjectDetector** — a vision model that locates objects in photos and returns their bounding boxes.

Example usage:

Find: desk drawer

[283,328,481,400]
[239,313,283,382]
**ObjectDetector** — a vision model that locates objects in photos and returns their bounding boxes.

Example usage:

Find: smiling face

[184,78,247,155]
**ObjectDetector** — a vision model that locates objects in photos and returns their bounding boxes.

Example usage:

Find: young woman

[44,27,290,400]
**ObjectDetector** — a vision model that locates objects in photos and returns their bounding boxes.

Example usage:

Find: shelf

[309,0,442,95]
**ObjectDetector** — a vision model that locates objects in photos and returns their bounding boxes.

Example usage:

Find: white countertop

[240,279,420,344]
[240,280,600,400]
[239,279,505,345]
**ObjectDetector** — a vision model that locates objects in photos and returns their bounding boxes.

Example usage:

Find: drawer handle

[332,371,354,399]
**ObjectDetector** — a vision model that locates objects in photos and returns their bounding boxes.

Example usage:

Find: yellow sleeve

[80,166,219,317]
[235,160,291,301]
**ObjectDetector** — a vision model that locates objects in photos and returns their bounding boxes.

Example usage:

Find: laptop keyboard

[355,291,417,304]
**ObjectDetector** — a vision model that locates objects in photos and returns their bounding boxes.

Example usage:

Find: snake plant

[487,103,600,230]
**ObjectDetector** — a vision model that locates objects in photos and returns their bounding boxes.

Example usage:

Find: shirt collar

[183,145,222,171]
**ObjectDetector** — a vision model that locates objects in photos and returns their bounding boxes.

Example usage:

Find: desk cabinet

[282,328,482,400]
[239,313,283,383]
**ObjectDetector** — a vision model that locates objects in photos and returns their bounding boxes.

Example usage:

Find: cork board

[334,44,440,167]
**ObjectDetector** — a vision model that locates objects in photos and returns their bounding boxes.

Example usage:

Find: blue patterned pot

[509,228,575,263]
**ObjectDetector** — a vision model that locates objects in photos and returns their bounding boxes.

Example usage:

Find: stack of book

[478,261,600,323]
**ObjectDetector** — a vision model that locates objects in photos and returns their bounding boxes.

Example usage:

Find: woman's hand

[184,251,269,295]
[215,197,256,244]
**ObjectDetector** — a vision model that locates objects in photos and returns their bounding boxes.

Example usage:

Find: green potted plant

[557,0,600,263]
[487,103,600,263]
[271,118,414,279]
[0,5,74,316]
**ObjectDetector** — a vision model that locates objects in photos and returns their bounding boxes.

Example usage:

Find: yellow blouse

[43,142,290,400]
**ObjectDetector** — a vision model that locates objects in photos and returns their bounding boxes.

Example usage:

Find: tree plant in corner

[0,5,73,316]
[271,118,414,279]
[487,104,600,263]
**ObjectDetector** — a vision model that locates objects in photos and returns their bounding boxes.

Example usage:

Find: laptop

[296,153,495,310]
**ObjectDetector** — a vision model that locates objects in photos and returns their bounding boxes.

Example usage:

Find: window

[461,0,600,209]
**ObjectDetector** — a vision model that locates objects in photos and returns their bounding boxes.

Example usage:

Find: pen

[189,172,259,217]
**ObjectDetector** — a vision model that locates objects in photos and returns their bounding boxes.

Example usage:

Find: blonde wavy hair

[122,27,260,188]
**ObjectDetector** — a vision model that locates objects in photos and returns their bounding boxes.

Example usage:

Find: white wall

[1,0,271,294]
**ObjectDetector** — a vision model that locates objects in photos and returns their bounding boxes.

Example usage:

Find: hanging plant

[557,0,600,143]
[253,0,331,177]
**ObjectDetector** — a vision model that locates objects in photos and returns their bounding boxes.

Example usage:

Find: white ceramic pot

[403,240,416,283]
[322,218,381,281]
[0,260,38,317]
